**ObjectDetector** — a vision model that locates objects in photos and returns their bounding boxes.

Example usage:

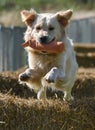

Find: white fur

[19,9,78,101]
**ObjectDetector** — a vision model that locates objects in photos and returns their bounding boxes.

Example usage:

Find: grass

[0,0,95,11]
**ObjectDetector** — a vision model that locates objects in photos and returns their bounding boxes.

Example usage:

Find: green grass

[0,0,95,11]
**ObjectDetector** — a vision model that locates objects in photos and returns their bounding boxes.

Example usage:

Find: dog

[19,8,78,101]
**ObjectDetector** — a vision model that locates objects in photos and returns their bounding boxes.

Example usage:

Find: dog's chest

[28,52,60,72]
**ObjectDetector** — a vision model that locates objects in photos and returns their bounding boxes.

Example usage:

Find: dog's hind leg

[63,87,74,101]
[62,78,76,101]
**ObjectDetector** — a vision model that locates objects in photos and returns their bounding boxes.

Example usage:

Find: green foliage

[0,0,94,11]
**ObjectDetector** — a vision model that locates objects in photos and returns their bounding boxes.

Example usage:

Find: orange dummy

[22,38,65,53]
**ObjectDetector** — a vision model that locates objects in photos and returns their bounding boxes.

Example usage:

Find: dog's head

[21,9,73,44]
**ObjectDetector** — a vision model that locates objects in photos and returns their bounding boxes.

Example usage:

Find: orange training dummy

[22,38,65,54]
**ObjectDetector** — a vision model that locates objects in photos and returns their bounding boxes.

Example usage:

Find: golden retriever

[19,8,78,101]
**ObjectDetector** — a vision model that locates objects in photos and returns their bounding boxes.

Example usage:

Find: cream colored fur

[19,9,78,101]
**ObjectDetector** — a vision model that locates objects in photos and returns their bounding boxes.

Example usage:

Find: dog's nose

[39,36,48,44]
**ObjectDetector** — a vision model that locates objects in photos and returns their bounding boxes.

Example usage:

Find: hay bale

[0,62,95,129]
[0,71,36,98]
[76,53,95,68]
[73,68,95,99]
[74,44,95,53]
[74,44,95,67]
[0,68,95,99]
[0,93,95,130]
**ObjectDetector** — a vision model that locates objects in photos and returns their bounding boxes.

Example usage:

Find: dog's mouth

[40,38,55,54]
[38,36,55,45]
[40,50,53,54]
[49,37,55,44]
[44,37,55,45]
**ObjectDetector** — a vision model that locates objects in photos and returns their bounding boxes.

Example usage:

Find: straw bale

[0,93,95,130]
[0,68,95,130]
[74,44,95,68]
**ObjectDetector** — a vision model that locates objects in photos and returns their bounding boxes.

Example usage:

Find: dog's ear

[57,9,73,27]
[21,9,37,26]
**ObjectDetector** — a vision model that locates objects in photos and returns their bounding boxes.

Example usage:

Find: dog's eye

[36,26,42,30]
[48,26,54,31]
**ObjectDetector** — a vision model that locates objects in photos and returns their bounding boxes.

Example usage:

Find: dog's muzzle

[39,36,55,44]
[39,36,48,44]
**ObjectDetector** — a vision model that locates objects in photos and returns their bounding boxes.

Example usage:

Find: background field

[0,0,95,26]
[0,0,95,11]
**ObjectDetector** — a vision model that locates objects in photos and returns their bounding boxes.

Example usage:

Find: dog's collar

[22,38,65,54]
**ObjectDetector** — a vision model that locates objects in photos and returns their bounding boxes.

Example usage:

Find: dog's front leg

[43,67,65,84]
[19,68,47,99]
[19,68,39,83]
[19,68,33,82]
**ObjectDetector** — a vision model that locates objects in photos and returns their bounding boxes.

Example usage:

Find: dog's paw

[19,68,32,82]
[44,67,58,83]
[19,73,30,81]
[63,95,74,102]
[63,90,74,102]
[45,74,55,83]
[44,72,57,83]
